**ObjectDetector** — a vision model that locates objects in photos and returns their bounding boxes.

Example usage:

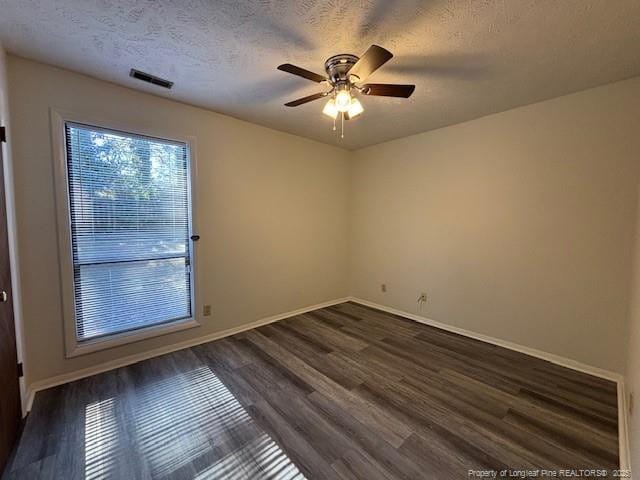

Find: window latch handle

[190,235,200,242]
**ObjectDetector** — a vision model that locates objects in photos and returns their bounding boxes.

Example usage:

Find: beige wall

[350,77,640,374]
[7,55,350,383]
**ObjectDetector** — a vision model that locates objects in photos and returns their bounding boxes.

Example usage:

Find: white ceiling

[0,0,639,149]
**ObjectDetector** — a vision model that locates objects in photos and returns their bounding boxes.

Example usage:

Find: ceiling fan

[277,45,415,137]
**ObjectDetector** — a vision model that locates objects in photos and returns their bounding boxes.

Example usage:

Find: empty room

[0,0,640,478]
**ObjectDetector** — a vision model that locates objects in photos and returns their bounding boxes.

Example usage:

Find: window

[54,115,198,355]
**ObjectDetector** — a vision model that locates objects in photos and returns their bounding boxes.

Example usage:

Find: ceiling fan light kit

[278,45,415,139]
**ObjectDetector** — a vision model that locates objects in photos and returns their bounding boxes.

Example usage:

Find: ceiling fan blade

[277,63,326,83]
[284,92,328,107]
[362,83,415,98]
[348,45,393,82]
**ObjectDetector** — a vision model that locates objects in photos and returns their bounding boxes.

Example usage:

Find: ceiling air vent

[129,69,174,89]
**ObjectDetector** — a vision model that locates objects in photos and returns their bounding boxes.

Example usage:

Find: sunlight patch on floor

[84,365,306,479]
[85,397,119,479]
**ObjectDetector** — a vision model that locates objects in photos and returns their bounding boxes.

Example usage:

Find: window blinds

[65,123,193,341]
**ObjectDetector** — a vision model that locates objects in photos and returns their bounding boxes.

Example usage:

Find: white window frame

[51,109,200,358]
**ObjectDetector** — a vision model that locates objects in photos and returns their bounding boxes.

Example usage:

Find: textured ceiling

[0,0,639,149]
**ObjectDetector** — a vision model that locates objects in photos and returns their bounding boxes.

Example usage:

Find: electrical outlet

[381,284,387,293]
[203,304,212,317]
[418,292,427,303]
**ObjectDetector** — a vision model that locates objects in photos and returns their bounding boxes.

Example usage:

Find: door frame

[0,124,24,475]
[0,125,26,416]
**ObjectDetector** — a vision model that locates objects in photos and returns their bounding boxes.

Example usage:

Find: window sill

[65,317,201,358]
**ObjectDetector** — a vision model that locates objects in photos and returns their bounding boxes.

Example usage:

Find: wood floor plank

[353,379,551,469]
[266,322,334,355]
[399,431,493,479]
[517,388,618,434]
[441,369,617,436]
[333,304,423,339]
[357,379,538,469]
[290,315,370,352]
[331,449,395,480]
[232,337,316,396]
[388,331,618,419]
[439,368,618,446]
[307,391,425,480]
[244,400,339,480]
[261,324,364,390]
[503,409,618,467]
[7,302,619,479]
[242,329,413,448]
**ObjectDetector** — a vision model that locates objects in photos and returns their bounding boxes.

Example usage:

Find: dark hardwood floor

[4,302,619,479]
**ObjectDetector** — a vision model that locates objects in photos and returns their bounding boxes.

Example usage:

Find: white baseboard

[618,380,631,474]
[347,296,630,471]
[24,297,349,411]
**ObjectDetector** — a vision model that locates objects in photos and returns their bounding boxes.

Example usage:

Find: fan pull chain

[341,112,344,139]
[332,115,336,131]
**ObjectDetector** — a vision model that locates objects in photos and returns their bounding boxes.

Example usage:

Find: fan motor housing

[324,54,359,84]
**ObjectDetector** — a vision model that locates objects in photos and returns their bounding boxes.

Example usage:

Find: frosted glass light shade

[322,99,338,119]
